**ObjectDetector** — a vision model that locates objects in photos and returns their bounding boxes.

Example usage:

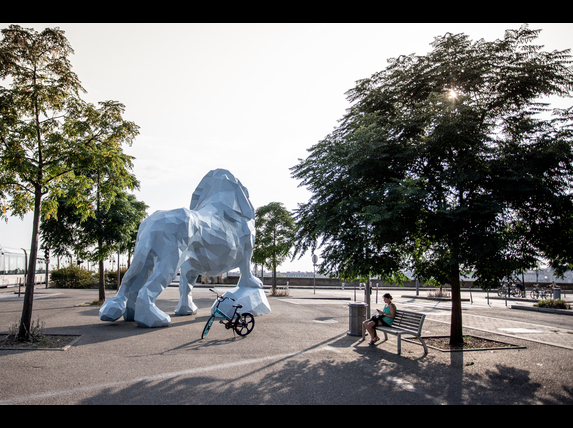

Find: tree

[291,25,573,345]
[40,191,148,300]
[0,25,139,339]
[254,202,295,293]
[81,191,147,300]
[105,193,148,269]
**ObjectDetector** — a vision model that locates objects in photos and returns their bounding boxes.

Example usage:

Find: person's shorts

[370,314,391,327]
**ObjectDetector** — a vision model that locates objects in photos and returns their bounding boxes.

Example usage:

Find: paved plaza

[0,285,572,404]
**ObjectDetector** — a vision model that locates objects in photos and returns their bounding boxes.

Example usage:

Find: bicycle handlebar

[209,288,235,301]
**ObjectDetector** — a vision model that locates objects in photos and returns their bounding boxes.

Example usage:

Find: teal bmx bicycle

[201,289,255,339]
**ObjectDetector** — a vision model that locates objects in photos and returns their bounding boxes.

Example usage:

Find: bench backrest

[391,310,425,334]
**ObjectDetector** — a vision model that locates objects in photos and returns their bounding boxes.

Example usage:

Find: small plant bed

[0,334,81,350]
[405,335,525,352]
[534,299,571,309]
[0,317,81,350]
[426,289,450,299]
[269,287,290,297]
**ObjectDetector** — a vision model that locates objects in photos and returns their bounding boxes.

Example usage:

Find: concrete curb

[400,295,470,302]
[510,305,573,316]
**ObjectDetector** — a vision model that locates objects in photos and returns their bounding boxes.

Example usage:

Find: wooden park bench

[375,309,428,356]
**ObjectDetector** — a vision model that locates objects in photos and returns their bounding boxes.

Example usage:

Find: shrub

[106,267,128,285]
[534,299,571,309]
[427,288,450,298]
[270,287,290,297]
[49,265,95,289]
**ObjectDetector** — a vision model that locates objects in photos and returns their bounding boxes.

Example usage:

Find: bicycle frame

[212,298,241,325]
[201,289,255,339]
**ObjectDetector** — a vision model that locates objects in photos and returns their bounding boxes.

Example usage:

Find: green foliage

[0,25,140,338]
[0,26,139,222]
[291,25,573,344]
[291,24,573,286]
[105,267,128,284]
[534,299,571,309]
[49,265,95,289]
[40,192,148,265]
[254,202,295,288]
[254,202,295,267]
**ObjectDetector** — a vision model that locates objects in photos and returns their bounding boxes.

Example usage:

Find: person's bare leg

[364,320,379,344]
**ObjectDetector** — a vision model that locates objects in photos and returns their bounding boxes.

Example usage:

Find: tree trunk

[96,174,106,302]
[18,187,42,340]
[272,262,277,294]
[98,256,105,302]
[449,264,463,346]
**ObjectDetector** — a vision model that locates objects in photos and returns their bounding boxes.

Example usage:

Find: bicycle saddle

[233,304,243,309]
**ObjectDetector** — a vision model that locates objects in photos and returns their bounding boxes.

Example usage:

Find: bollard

[347,302,368,337]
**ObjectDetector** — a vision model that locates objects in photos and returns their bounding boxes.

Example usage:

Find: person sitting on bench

[364,293,396,345]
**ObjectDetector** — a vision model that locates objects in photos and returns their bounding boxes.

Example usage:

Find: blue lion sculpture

[99,169,271,327]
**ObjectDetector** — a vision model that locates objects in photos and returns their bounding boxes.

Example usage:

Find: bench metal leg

[404,333,428,357]
[376,328,428,357]
[418,336,428,356]
[382,332,428,357]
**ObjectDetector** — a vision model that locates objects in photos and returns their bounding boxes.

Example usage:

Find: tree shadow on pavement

[77,332,572,405]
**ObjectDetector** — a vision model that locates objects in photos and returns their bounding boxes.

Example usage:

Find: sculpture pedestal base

[212,286,271,317]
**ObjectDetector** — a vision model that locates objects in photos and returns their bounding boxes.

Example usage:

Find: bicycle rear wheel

[201,315,216,339]
[234,313,255,336]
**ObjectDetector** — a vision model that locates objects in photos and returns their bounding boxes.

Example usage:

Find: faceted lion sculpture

[99,169,271,327]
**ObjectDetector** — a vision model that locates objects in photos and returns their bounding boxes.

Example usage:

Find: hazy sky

[1,23,572,272]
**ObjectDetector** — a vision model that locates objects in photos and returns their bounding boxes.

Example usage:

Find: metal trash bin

[347,302,368,336]
[553,287,561,299]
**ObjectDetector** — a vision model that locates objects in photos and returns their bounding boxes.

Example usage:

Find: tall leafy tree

[254,202,295,293]
[291,25,573,345]
[0,25,139,339]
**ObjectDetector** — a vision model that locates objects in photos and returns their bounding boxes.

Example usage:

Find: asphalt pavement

[0,285,572,404]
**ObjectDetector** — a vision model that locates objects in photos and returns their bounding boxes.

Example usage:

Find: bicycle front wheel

[201,315,216,339]
[234,313,255,336]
